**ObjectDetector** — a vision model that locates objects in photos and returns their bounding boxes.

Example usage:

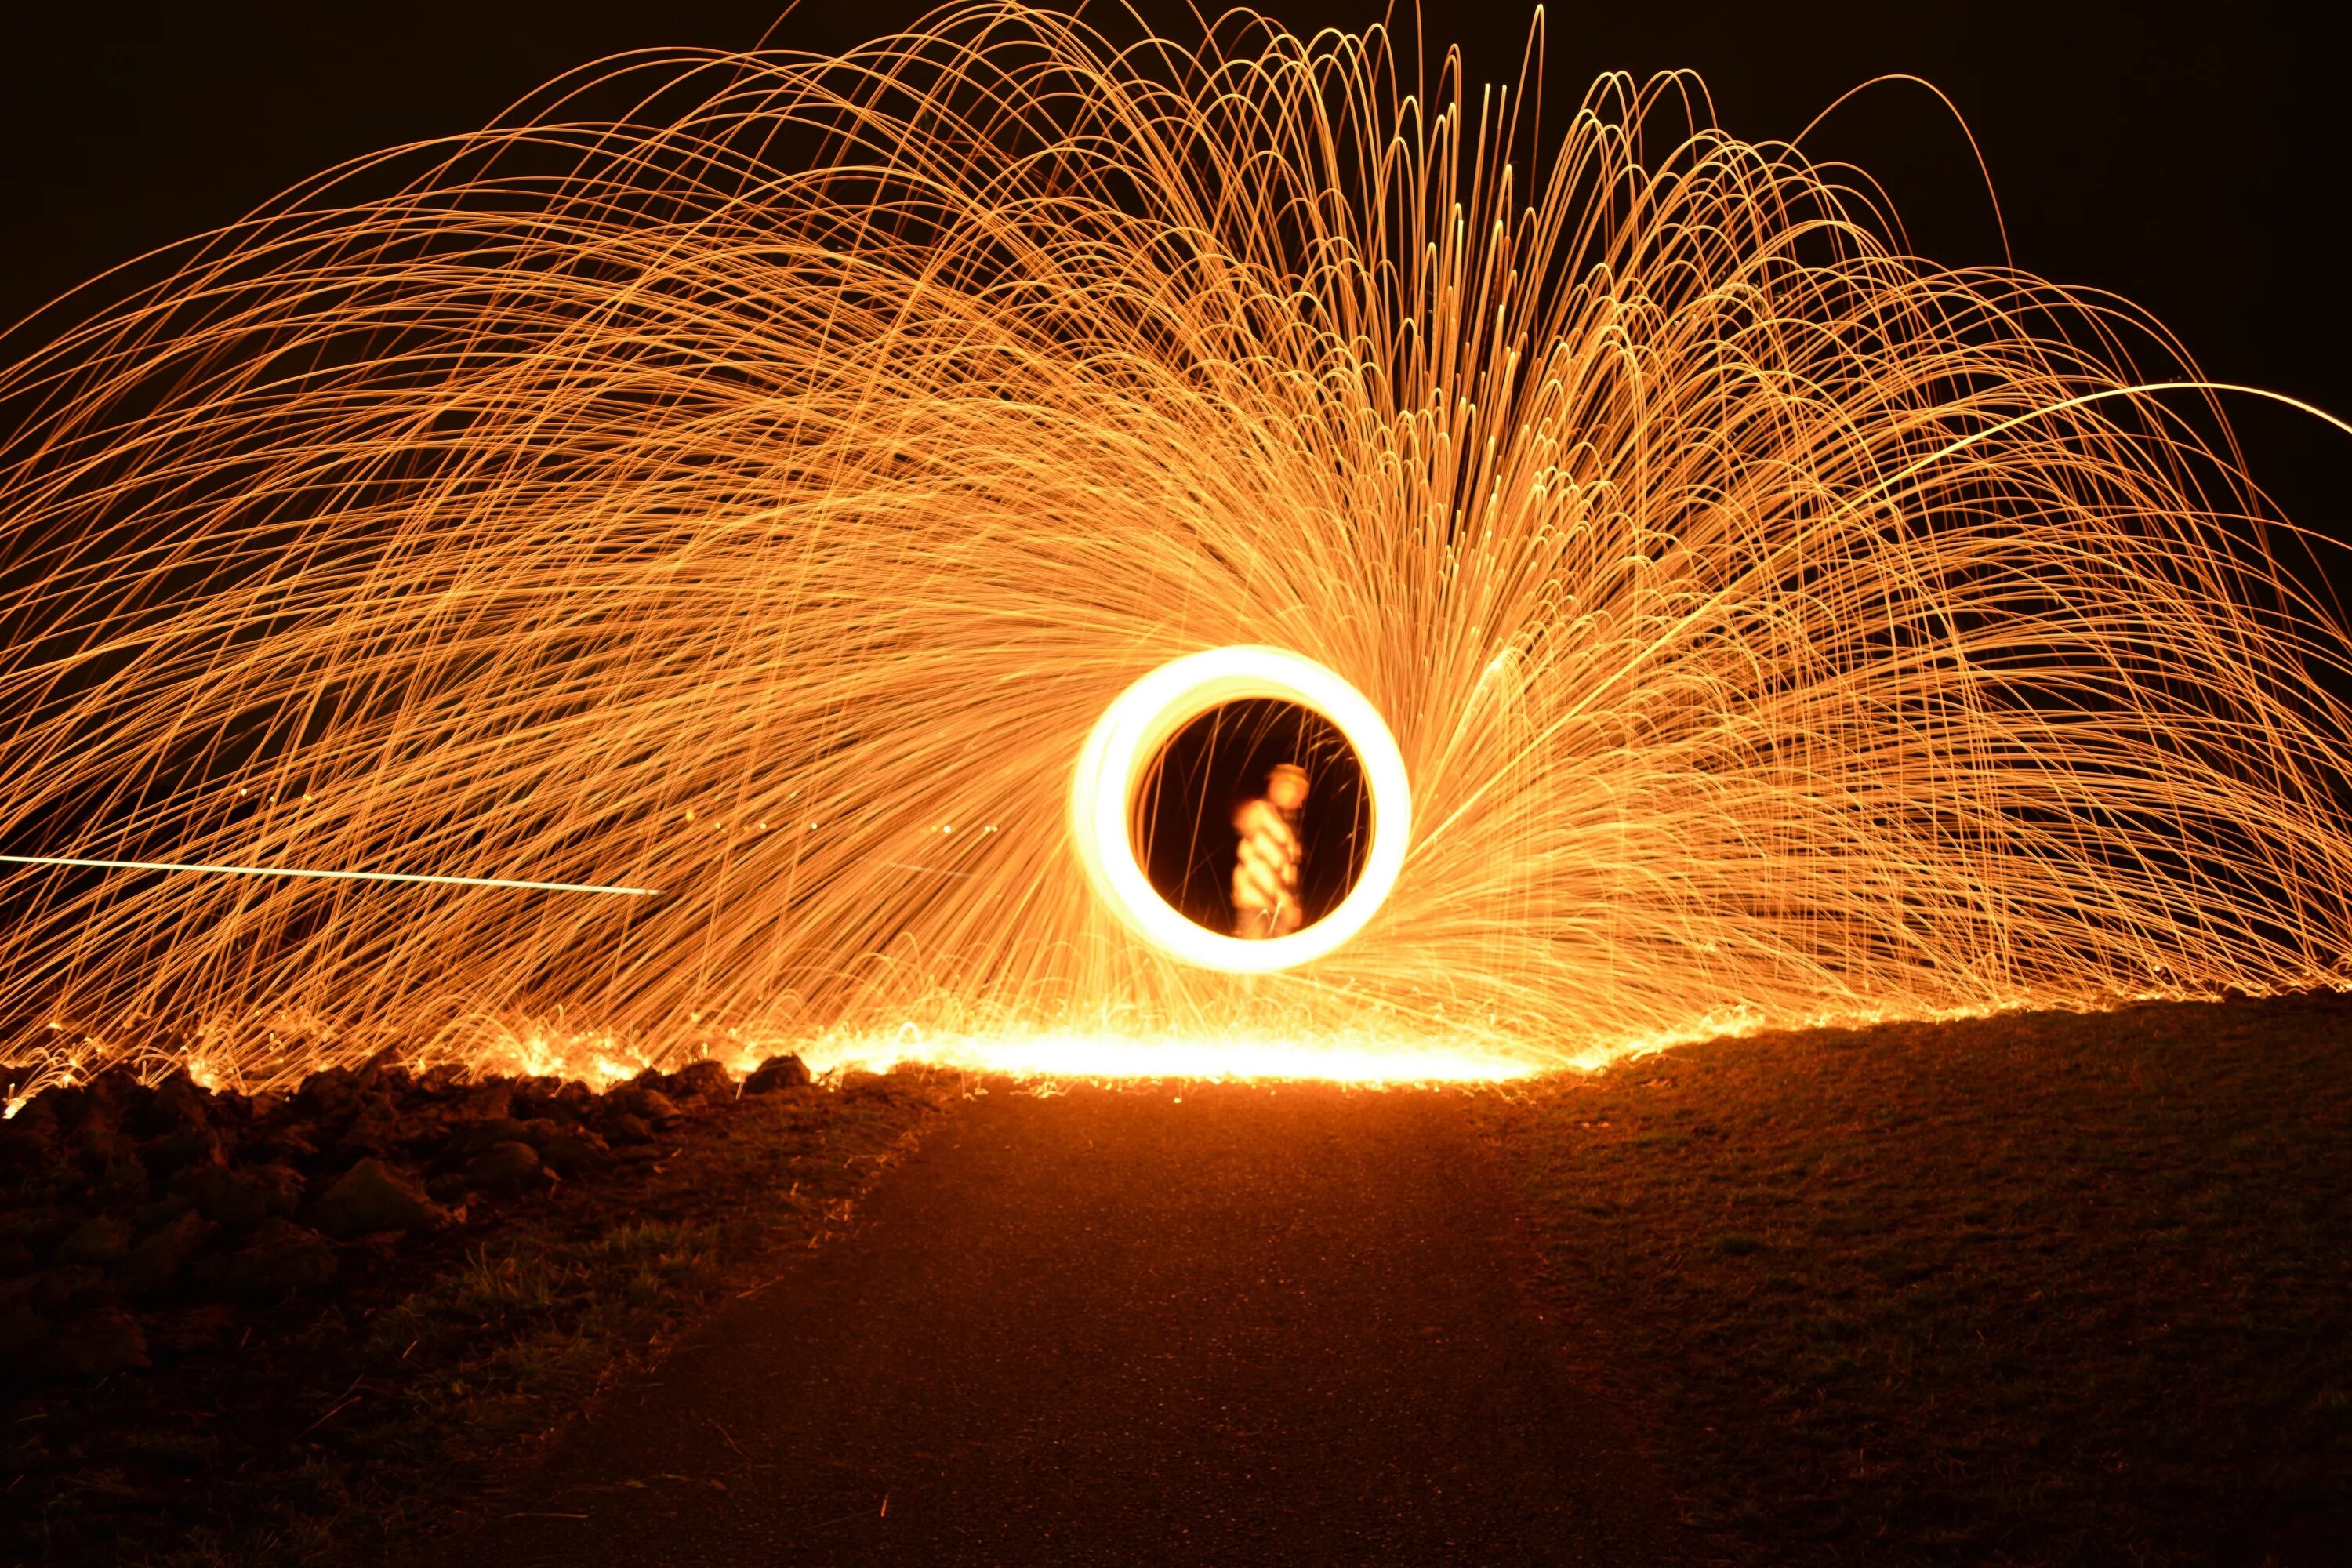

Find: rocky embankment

[1,1049,947,1565]
[0,1050,813,1384]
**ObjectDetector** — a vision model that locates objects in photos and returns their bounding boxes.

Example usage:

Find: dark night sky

[2,1,2346,533]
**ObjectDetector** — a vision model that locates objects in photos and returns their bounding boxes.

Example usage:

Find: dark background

[2,0,2343,534]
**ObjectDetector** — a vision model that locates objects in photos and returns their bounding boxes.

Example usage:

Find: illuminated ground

[8,997,2342,1565]
[436,1083,1685,1566]
[795,1028,1547,1086]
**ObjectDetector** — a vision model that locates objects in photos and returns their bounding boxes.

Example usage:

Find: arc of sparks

[2,2,2351,1097]
[0,854,659,898]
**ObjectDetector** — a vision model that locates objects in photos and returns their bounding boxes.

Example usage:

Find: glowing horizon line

[0,853,659,897]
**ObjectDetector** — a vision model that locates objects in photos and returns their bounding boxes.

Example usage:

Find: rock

[129,1194,198,1233]
[161,1073,216,1121]
[114,1210,216,1295]
[240,1120,319,1166]
[125,1073,212,1138]
[93,1157,151,1207]
[330,1098,405,1163]
[305,1157,438,1238]
[292,1067,358,1120]
[527,1123,609,1178]
[438,1116,536,1167]
[463,1140,553,1195]
[456,1083,515,1122]
[509,1076,566,1119]
[663,1061,733,1102]
[742,1054,813,1094]
[606,1086,680,1123]
[603,1112,655,1146]
[390,1098,452,1146]
[334,1091,402,1142]
[53,1307,149,1376]
[140,1124,223,1178]
[214,1218,337,1302]
[413,1064,467,1094]
[254,1163,306,1215]
[56,1214,133,1269]
[352,1050,411,1093]
[179,1163,301,1229]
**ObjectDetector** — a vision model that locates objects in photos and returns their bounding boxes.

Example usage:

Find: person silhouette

[1231,762,1308,938]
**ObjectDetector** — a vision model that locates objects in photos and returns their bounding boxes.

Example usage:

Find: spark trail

[0,855,659,897]
[2,4,2350,1096]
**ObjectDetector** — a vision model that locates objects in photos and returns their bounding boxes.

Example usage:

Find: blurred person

[1232,762,1308,938]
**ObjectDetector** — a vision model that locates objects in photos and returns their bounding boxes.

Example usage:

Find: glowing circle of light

[1070,646,1410,974]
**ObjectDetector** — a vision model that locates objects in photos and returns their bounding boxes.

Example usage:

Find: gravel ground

[440,1081,1691,1568]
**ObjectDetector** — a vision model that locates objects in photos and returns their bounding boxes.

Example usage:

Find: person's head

[1265,762,1309,811]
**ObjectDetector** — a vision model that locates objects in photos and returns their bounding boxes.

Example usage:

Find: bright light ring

[1071,646,1410,973]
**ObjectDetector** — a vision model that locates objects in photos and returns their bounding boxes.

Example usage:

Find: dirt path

[438,1083,1685,1566]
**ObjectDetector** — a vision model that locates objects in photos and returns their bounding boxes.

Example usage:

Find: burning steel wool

[3,5,2351,1098]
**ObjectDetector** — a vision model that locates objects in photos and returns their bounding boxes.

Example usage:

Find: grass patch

[1480,994,2352,1567]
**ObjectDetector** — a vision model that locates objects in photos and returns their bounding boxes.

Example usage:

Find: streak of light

[797,1029,1541,1085]
[0,854,659,897]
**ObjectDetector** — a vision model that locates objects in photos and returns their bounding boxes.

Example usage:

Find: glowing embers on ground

[796,1028,1537,1086]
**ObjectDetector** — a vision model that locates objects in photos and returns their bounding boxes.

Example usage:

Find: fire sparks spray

[3,5,2352,1095]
